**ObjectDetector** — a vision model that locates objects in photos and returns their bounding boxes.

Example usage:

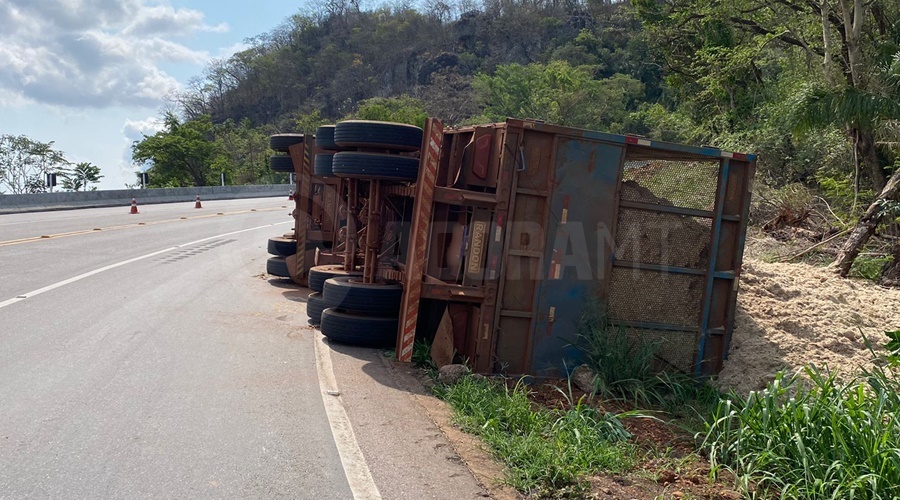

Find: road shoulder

[324,338,514,499]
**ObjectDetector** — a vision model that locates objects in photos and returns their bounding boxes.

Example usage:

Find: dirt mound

[717,258,900,395]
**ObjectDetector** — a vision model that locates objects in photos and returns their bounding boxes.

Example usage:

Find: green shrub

[350,95,428,128]
[702,359,900,499]
[850,255,893,281]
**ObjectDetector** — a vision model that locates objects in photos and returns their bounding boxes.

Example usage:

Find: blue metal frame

[696,159,730,378]
[512,119,758,162]
[612,260,735,280]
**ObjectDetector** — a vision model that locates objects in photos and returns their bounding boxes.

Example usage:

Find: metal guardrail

[0,184,294,214]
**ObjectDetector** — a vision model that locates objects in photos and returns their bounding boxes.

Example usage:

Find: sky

[0,0,300,190]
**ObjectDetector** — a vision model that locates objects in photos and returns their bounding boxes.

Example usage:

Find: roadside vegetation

[425,312,900,499]
[703,357,900,498]
[0,135,103,194]
[436,376,638,497]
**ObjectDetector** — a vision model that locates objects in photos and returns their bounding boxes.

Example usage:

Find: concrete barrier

[0,184,294,215]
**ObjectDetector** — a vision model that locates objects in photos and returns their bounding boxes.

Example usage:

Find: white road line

[0,221,291,310]
[313,335,382,500]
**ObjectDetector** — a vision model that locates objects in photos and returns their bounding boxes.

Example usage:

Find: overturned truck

[280,118,756,378]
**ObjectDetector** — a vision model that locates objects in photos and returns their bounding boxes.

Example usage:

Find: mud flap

[431,309,455,368]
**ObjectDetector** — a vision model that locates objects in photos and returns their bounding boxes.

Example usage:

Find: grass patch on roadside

[436,376,639,498]
[427,300,900,499]
[702,334,900,499]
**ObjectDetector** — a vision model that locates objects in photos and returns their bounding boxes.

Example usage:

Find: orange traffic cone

[129,197,139,214]
[194,194,202,209]
[288,190,294,201]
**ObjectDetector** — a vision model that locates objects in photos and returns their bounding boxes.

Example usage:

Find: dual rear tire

[308,276,402,348]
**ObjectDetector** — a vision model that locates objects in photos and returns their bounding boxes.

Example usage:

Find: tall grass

[574,302,660,403]
[702,363,900,499]
[438,376,637,497]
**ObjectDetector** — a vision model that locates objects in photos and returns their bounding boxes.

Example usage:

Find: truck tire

[332,152,419,182]
[269,134,304,152]
[307,292,326,325]
[315,125,340,151]
[270,237,319,255]
[314,153,335,177]
[320,308,398,347]
[322,277,403,315]
[267,236,296,257]
[269,155,295,173]
[309,265,363,294]
[266,256,290,278]
[334,120,423,152]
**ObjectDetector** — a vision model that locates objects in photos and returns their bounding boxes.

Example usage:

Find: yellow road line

[0,207,287,248]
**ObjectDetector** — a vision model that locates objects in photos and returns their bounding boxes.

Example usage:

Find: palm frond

[789,85,900,134]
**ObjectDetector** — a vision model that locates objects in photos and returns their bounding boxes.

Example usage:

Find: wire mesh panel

[621,160,720,211]
[614,208,712,268]
[607,154,725,374]
[626,328,700,373]
[608,267,704,327]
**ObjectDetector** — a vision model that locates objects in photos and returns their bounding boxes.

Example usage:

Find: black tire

[307,292,326,325]
[334,120,423,152]
[267,236,296,257]
[266,256,290,278]
[309,265,363,294]
[270,134,305,152]
[320,308,398,347]
[314,153,335,177]
[332,152,419,182]
[322,277,403,315]
[315,125,339,150]
[269,155,295,173]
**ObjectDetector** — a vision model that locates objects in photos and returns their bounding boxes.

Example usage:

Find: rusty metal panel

[464,128,499,188]
[508,194,547,253]
[518,132,553,192]
[527,138,624,376]
[288,138,313,285]
[499,256,541,312]
[491,129,556,375]
[397,118,443,363]
[495,316,532,374]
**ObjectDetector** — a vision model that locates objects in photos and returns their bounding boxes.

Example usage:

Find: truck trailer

[275,118,756,378]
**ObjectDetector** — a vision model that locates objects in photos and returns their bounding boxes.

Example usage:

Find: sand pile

[717,258,900,395]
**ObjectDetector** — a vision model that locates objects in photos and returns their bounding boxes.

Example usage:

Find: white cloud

[122,4,228,37]
[0,0,227,108]
[0,87,27,107]
[123,116,164,141]
[120,115,164,183]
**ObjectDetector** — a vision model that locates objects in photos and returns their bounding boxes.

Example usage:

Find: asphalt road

[0,198,487,500]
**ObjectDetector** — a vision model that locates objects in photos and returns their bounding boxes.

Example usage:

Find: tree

[131,113,223,187]
[210,119,270,185]
[351,96,429,127]
[473,61,643,131]
[832,165,900,277]
[633,0,900,191]
[0,134,68,194]
[60,162,103,191]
